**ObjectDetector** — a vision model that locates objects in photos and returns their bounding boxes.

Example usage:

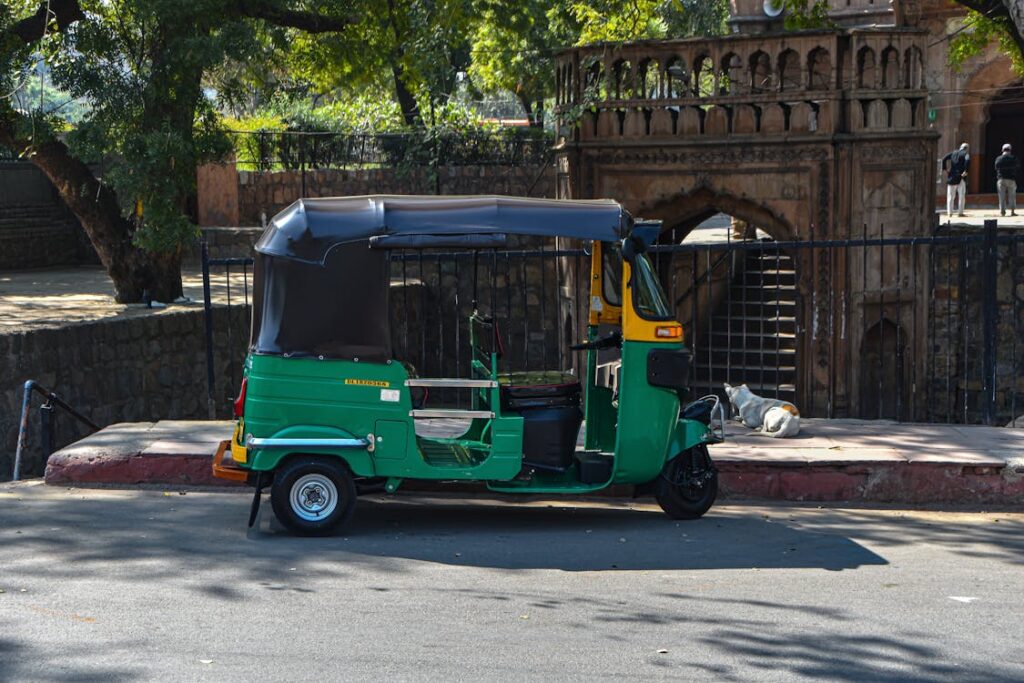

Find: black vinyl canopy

[255,195,633,264]
[250,195,633,362]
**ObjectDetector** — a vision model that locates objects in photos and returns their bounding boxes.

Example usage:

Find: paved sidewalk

[940,209,1024,228]
[44,418,1024,504]
[0,266,251,333]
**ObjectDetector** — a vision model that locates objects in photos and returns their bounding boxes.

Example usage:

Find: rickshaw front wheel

[654,445,718,520]
[270,456,357,536]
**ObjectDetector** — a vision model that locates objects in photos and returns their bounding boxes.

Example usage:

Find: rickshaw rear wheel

[654,445,718,520]
[270,456,357,536]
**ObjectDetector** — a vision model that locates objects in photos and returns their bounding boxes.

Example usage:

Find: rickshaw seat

[497,371,583,472]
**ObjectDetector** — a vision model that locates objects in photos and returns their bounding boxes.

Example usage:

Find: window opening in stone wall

[904,46,923,89]
[808,47,831,90]
[694,55,715,97]
[665,57,688,98]
[583,57,606,102]
[778,49,801,91]
[720,53,742,95]
[639,58,661,98]
[881,46,900,89]
[858,46,877,89]
[613,59,634,99]
[750,51,772,92]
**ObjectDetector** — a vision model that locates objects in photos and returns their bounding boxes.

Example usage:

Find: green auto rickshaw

[213,195,723,535]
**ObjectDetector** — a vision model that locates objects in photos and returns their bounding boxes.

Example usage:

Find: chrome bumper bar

[245,436,370,450]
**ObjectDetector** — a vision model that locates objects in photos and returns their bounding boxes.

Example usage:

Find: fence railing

[202,221,1024,426]
[231,129,554,172]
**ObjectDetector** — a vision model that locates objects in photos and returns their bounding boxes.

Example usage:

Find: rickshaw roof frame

[255,195,635,265]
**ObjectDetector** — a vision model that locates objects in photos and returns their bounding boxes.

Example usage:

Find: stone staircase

[688,248,798,403]
[0,203,93,269]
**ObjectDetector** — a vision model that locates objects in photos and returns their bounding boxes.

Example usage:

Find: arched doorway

[983,84,1024,192]
[860,318,908,420]
[645,197,800,406]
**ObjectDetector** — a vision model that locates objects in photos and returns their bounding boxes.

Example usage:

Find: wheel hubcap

[290,473,339,522]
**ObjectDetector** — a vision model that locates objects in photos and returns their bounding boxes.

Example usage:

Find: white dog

[723,383,801,438]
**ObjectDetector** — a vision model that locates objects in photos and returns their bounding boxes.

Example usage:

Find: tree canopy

[1,0,356,301]
[0,0,730,302]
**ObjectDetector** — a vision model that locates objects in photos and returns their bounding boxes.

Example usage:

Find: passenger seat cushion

[498,371,581,410]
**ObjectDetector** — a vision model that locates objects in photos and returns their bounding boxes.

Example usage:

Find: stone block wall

[237,164,555,225]
[926,227,1024,424]
[0,306,249,480]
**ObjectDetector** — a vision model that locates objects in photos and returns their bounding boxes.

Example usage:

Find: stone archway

[639,189,802,404]
[982,85,1024,192]
[956,57,1022,193]
[641,186,798,243]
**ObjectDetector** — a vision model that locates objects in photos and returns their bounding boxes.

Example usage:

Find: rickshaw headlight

[655,325,683,340]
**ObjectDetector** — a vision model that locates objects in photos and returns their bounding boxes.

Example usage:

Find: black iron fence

[232,129,553,172]
[202,221,1024,426]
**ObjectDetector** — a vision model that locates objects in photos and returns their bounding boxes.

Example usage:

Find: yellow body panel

[622,261,684,342]
[231,421,248,463]
[588,242,623,326]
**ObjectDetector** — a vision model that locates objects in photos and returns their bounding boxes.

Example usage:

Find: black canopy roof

[255,195,633,264]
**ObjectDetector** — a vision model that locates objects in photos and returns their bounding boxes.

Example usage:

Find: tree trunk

[517,92,545,128]
[392,65,421,126]
[29,139,185,302]
[0,113,183,303]
[518,92,534,124]
[1001,0,1024,60]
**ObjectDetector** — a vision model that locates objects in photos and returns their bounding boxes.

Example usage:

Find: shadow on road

[3,488,1024,680]
[0,489,885,576]
[281,496,889,571]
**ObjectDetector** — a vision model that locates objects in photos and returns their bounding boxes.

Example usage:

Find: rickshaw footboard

[213,440,249,482]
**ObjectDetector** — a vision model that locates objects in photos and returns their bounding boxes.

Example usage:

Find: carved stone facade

[554,28,937,239]
[553,26,940,415]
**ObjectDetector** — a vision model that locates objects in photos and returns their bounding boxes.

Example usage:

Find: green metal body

[235,327,712,492]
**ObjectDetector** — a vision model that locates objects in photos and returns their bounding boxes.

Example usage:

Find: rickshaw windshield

[631,253,673,320]
[601,243,623,307]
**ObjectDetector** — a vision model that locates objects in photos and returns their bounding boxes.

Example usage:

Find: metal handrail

[12,380,100,481]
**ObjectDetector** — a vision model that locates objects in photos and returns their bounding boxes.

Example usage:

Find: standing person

[994,143,1019,217]
[941,142,970,220]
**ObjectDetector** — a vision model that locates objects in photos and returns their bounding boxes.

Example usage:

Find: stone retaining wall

[1,306,248,480]
[237,165,555,225]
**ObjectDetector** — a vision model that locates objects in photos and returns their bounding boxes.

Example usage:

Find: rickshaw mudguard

[667,418,713,459]
[247,425,376,477]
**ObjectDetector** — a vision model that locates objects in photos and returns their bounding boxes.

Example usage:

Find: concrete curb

[42,419,1024,504]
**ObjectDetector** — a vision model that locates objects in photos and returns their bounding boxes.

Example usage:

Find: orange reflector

[655,325,683,339]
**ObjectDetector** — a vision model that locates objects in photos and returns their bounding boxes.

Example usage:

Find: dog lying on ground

[723,383,801,438]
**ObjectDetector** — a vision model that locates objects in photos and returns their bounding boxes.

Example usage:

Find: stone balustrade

[555,28,928,141]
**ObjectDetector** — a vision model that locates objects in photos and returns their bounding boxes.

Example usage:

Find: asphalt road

[1,483,1022,682]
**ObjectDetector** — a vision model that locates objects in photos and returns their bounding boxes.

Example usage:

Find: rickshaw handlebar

[570,331,622,352]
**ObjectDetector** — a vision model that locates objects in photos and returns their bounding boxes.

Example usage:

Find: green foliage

[468,1,553,118]
[41,0,251,252]
[782,0,836,30]
[287,0,474,122]
[468,0,729,125]
[949,11,1024,76]
[560,0,670,44]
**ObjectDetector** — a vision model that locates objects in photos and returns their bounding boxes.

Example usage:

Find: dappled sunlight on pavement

[0,266,252,332]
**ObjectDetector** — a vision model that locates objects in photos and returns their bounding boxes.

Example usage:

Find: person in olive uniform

[995,143,1020,217]
[941,143,970,220]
